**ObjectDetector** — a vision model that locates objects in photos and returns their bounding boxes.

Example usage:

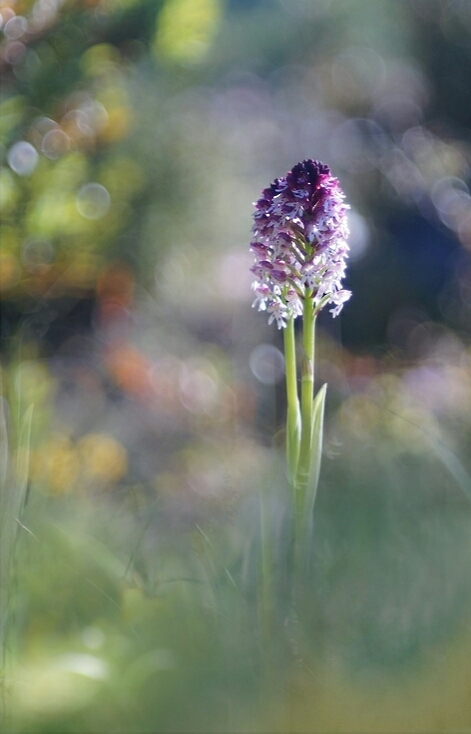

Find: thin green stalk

[296,293,316,495]
[283,318,300,487]
[290,294,316,575]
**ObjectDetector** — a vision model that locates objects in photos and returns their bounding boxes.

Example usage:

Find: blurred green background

[1,0,471,731]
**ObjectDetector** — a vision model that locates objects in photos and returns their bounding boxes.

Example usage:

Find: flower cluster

[250,159,351,328]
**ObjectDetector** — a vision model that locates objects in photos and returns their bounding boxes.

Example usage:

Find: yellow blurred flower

[99,106,132,143]
[77,432,128,485]
[33,435,80,495]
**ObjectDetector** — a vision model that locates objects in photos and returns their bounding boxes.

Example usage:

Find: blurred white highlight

[76,183,111,219]
[7,141,38,176]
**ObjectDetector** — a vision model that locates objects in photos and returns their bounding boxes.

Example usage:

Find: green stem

[283,318,300,487]
[297,292,316,496]
[289,293,315,576]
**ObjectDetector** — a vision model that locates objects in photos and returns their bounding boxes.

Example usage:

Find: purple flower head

[250,159,351,327]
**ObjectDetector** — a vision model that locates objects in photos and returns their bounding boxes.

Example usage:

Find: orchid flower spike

[250,159,351,328]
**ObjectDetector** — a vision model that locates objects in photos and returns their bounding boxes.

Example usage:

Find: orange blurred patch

[96,263,134,308]
[0,252,21,292]
[105,344,153,399]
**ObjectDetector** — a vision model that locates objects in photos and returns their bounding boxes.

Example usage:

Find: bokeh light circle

[22,238,55,273]
[7,141,39,176]
[76,183,110,219]
[250,344,285,385]
[348,210,371,262]
[4,15,27,40]
[41,128,70,159]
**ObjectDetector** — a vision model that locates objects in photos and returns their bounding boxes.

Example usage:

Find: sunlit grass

[1,336,471,732]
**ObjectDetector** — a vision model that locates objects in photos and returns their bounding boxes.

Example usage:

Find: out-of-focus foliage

[154,0,222,63]
[2,333,471,732]
[2,0,471,341]
[1,0,471,732]
[0,0,156,304]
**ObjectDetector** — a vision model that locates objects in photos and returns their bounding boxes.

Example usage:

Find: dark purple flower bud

[250,242,270,256]
[271,269,288,284]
